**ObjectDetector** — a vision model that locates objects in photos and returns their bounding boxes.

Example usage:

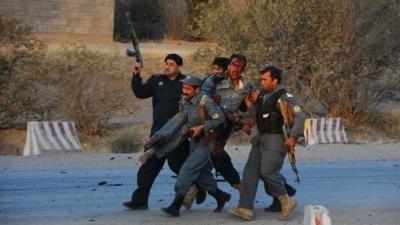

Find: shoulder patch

[200,95,208,105]
[211,113,220,119]
[293,105,302,113]
[286,93,294,98]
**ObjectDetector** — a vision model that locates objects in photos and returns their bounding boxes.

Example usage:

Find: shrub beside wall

[1,17,131,135]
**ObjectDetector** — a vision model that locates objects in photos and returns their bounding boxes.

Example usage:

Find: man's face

[260,72,278,91]
[228,58,245,80]
[164,59,180,76]
[182,83,199,100]
[212,64,225,73]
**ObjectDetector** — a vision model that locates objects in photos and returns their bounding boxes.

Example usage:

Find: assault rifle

[125,12,143,69]
[279,100,301,182]
[282,123,300,182]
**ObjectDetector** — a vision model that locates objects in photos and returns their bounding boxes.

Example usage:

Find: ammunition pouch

[255,89,286,134]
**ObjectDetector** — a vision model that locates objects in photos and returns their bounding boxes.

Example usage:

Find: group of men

[123,53,306,221]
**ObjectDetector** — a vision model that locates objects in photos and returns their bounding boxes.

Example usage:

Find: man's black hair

[212,57,230,71]
[165,53,183,66]
[229,53,247,69]
[259,65,283,84]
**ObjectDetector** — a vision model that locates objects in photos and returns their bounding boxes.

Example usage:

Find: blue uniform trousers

[175,140,218,197]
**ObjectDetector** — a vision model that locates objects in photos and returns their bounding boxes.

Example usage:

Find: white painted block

[304,205,332,225]
[304,117,348,145]
[23,121,83,156]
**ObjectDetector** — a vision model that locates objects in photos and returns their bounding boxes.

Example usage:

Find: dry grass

[47,41,206,79]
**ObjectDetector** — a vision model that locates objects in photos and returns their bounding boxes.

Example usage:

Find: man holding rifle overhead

[123,54,194,210]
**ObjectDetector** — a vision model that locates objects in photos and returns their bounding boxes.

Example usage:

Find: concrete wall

[0,0,115,42]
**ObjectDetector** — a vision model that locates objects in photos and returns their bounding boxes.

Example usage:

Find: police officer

[229,65,306,221]
[161,75,231,217]
[181,56,232,209]
[123,53,191,210]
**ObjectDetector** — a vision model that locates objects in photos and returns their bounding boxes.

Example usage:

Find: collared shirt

[131,73,186,135]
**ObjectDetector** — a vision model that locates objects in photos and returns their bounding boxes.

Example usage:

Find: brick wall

[0,0,115,42]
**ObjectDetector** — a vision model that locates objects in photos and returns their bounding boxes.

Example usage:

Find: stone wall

[0,0,115,42]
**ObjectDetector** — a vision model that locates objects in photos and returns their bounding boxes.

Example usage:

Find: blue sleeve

[204,98,225,132]
[131,74,153,98]
[199,76,216,97]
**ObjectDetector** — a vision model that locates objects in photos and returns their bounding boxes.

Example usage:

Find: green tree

[192,0,400,125]
[114,0,163,40]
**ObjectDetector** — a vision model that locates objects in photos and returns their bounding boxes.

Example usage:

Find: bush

[1,17,133,133]
[0,16,48,128]
[107,130,141,153]
[48,45,130,135]
[192,0,400,125]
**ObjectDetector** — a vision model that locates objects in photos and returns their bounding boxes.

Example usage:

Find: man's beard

[183,94,193,100]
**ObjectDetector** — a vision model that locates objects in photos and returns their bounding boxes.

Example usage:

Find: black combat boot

[196,187,207,204]
[264,183,297,212]
[123,201,148,210]
[208,189,231,212]
[161,195,185,217]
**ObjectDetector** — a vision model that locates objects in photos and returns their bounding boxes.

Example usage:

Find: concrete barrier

[304,117,348,145]
[304,205,332,225]
[23,121,83,156]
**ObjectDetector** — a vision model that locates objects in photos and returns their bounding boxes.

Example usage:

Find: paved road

[1,160,399,225]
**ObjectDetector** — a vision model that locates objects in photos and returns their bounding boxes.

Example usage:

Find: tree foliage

[192,0,400,124]
[0,16,48,128]
[114,0,201,40]
[48,45,129,135]
[0,17,130,134]
[114,0,163,40]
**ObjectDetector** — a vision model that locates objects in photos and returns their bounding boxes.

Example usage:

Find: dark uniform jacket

[131,73,186,135]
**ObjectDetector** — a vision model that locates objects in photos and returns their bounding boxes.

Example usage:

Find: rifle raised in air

[124,12,143,69]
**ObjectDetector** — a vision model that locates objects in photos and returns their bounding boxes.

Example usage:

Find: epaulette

[279,92,293,102]
[150,74,164,79]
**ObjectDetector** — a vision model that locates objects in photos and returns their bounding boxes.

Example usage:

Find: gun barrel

[290,163,300,182]
[125,11,143,68]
